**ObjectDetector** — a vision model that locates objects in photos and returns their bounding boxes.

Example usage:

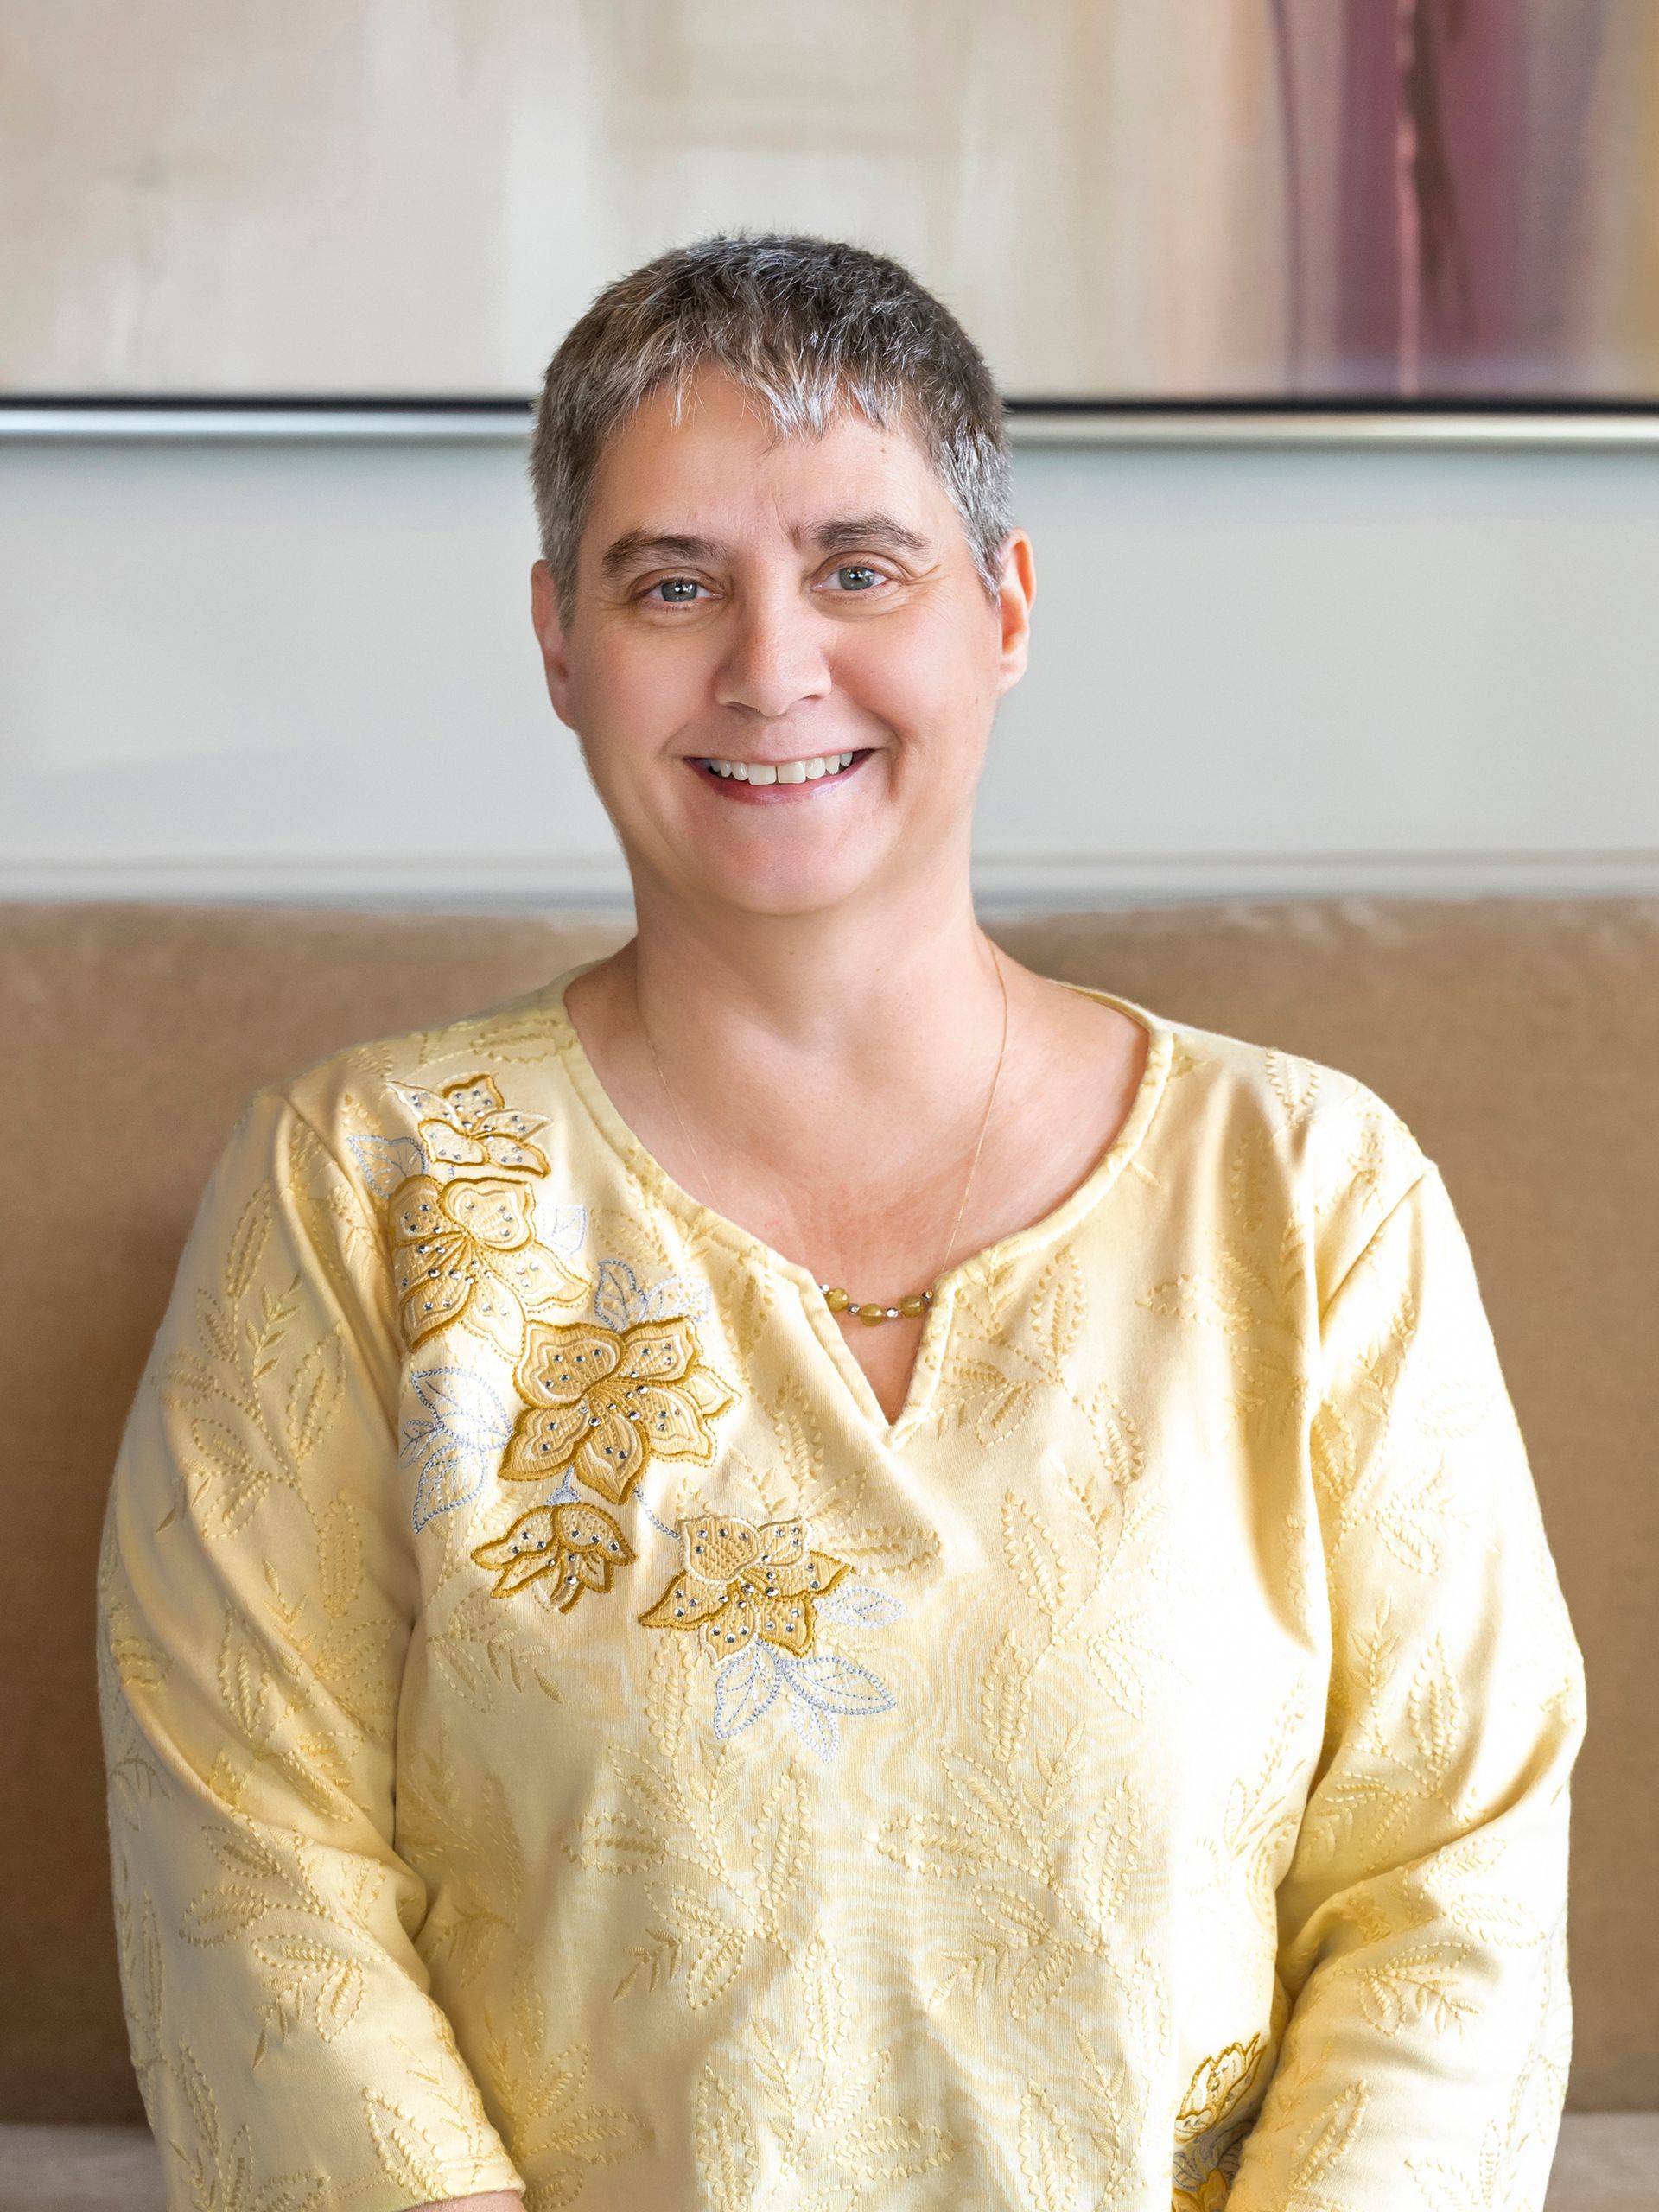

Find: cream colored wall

[2,427,1654,913]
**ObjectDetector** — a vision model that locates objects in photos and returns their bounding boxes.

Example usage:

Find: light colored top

[96,961,1586,2212]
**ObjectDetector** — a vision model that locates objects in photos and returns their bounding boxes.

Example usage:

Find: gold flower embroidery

[1175,2037,1265,2141]
[391,1176,586,1351]
[396,1072,550,1175]
[638,1514,851,1657]
[472,1499,634,1608]
[1171,2035,1268,2212]
[1172,2174,1230,2212]
[503,1317,736,1505]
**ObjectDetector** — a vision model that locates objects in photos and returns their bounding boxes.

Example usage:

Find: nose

[713,586,831,721]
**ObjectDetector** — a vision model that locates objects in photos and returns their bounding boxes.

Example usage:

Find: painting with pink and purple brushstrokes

[0,0,1654,401]
[1300,0,1657,398]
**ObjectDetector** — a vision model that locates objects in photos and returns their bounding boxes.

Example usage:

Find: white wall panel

[2,427,1655,913]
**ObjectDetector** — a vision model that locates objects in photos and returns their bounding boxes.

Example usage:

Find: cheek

[571,628,703,747]
[832,612,993,731]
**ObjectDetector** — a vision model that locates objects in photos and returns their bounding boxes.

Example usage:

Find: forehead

[582,366,952,538]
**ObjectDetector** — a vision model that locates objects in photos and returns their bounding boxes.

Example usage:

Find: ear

[992,529,1035,697]
[530,559,576,728]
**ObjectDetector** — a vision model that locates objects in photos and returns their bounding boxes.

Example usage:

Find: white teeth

[707,750,859,783]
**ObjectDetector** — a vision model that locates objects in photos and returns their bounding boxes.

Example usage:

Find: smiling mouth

[690,748,873,791]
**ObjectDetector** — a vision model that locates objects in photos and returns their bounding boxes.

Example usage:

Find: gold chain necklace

[634,943,1010,1326]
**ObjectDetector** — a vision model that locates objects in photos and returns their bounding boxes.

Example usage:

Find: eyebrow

[597,512,932,582]
[599,531,723,580]
[802,513,931,559]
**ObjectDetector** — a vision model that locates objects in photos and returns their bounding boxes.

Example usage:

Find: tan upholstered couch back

[3,897,1652,2122]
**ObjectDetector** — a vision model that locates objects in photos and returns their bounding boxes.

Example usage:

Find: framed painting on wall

[2,0,1656,414]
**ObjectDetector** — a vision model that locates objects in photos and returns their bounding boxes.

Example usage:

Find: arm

[97,1088,526,2211]
[1226,1164,1586,2211]
[408,2199,524,2209]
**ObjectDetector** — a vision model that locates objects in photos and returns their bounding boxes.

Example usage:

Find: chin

[684,839,898,918]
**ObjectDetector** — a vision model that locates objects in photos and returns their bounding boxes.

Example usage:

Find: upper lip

[692,748,865,765]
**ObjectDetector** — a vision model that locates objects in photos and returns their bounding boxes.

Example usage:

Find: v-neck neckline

[533,957,1174,1451]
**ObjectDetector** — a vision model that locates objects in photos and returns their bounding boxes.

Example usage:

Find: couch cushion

[1546,2114,1659,2210]
[3,895,1652,2120]
[0,2126,164,2212]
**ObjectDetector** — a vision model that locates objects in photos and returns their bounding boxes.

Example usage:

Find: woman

[97,236,1585,2212]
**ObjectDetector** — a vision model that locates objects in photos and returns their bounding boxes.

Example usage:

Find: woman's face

[531,365,1033,918]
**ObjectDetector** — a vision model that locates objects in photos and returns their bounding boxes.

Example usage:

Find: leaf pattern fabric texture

[95,963,1586,2212]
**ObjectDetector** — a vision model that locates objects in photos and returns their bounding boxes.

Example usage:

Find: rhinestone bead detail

[818,1282,932,1325]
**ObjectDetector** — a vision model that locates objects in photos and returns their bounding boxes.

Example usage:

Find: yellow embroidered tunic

[96,963,1586,2212]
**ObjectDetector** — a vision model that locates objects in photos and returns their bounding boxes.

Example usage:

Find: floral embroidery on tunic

[348,1132,426,1201]
[1171,2034,1268,2210]
[400,1367,517,1531]
[388,1073,552,1177]
[472,1498,636,1607]
[501,1315,737,1505]
[594,1254,709,1331]
[639,1513,848,1655]
[391,1175,588,1351]
[639,1513,904,1758]
[350,1066,576,1213]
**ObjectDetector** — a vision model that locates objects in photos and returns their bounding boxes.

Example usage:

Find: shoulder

[1135,998,1432,1293]
[236,975,582,1215]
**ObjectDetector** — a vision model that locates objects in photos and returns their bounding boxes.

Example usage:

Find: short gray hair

[529,232,1013,626]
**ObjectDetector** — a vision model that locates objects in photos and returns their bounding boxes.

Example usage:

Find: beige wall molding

[4,404,1659,448]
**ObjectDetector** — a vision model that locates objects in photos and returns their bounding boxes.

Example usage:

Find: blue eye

[834,564,880,592]
[653,577,702,603]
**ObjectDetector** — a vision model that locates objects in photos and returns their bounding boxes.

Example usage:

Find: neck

[569,845,1018,1219]
[646,882,995,1068]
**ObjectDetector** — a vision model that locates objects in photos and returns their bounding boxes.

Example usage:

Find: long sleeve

[95,1087,526,2211]
[1226,1161,1587,2212]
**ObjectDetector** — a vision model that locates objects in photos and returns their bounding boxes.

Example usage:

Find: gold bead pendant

[818,1283,933,1325]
